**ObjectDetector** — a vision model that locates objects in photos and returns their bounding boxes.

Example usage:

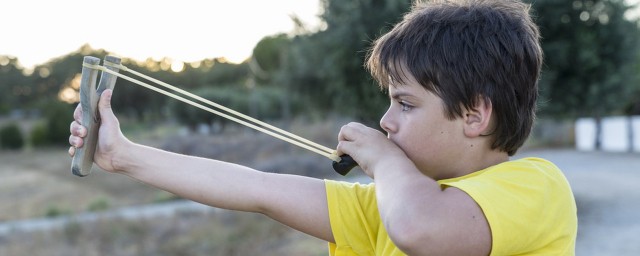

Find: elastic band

[82,63,341,162]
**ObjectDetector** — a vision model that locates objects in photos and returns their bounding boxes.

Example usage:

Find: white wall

[576,116,640,152]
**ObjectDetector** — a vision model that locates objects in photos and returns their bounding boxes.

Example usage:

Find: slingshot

[70,56,357,177]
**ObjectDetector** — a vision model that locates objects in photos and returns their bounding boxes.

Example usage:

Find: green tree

[526,0,640,148]
[280,0,412,124]
[530,0,640,117]
[251,34,297,123]
[0,56,28,113]
[27,45,252,123]
[252,34,290,83]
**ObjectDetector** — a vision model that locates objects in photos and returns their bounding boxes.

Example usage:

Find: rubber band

[115,62,335,155]
[83,62,341,162]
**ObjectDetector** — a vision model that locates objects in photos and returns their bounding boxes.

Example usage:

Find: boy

[69,0,577,255]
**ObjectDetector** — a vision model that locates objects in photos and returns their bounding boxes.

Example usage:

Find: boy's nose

[379,109,396,135]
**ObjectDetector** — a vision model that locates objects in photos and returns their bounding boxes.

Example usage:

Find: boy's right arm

[68,89,334,242]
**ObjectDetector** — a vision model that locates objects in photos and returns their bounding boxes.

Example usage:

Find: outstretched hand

[336,122,407,178]
[68,89,131,173]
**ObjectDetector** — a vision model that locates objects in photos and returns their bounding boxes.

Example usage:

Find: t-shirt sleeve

[439,159,577,255]
[325,179,380,256]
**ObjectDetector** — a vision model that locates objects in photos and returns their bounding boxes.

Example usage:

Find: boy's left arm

[337,123,491,256]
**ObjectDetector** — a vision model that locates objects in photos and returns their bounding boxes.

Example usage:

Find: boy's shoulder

[439,157,577,255]
[439,157,565,185]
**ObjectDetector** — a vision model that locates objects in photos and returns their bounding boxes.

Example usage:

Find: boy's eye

[399,100,413,111]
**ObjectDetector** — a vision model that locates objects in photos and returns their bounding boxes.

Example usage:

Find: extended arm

[69,90,334,242]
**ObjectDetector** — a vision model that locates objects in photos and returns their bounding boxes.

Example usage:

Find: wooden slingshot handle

[71,56,121,177]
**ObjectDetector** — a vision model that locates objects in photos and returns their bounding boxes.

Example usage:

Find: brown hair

[366,0,542,156]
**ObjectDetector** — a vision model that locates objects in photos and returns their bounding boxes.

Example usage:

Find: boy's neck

[436,150,509,180]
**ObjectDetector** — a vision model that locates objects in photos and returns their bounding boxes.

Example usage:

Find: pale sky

[0,0,322,70]
[1,0,638,71]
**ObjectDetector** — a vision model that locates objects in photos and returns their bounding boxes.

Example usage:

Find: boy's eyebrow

[389,91,415,100]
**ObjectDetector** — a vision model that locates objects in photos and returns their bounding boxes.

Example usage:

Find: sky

[0,0,322,70]
[1,0,639,71]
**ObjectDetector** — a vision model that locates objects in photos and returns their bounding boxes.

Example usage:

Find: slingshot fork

[71,56,121,177]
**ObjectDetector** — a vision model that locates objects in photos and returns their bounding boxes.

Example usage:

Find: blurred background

[0,0,639,255]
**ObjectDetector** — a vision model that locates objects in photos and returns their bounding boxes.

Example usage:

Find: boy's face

[380,75,466,180]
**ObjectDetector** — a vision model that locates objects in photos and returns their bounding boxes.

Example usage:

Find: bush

[35,100,74,146]
[0,103,9,115]
[30,123,49,147]
[87,197,110,212]
[0,123,24,149]
[45,204,71,218]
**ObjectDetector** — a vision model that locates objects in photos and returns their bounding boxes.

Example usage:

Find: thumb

[98,89,116,123]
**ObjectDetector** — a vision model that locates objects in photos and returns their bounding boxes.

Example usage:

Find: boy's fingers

[70,104,83,158]
[338,124,357,142]
[337,137,361,158]
[70,121,86,137]
[73,104,83,124]
[69,134,84,148]
[338,122,368,142]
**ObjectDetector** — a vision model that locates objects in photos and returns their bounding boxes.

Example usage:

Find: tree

[280,0,412,125]
[252,34,290,84]
[0,56,28,113]
[27,45,252,123]
[251,34,296,124]
[526,0,640,149]
[530,0,640,117]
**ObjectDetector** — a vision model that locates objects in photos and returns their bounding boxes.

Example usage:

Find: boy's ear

[462,96,493,138]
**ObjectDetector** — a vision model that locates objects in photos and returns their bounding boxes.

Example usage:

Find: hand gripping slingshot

[70,56,358,177]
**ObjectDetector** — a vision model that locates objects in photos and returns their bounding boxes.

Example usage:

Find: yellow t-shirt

[325,157,577,255]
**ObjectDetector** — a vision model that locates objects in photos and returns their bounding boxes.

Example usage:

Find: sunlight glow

[58,87,79,104]
[58,74,82,103]
[38,68,50,78]
[70,74,81,90]
[170,61,185,72]
[0,56,9,66]
[160,59,171,71]
[189,61,201,69]
[144,59,161,72]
